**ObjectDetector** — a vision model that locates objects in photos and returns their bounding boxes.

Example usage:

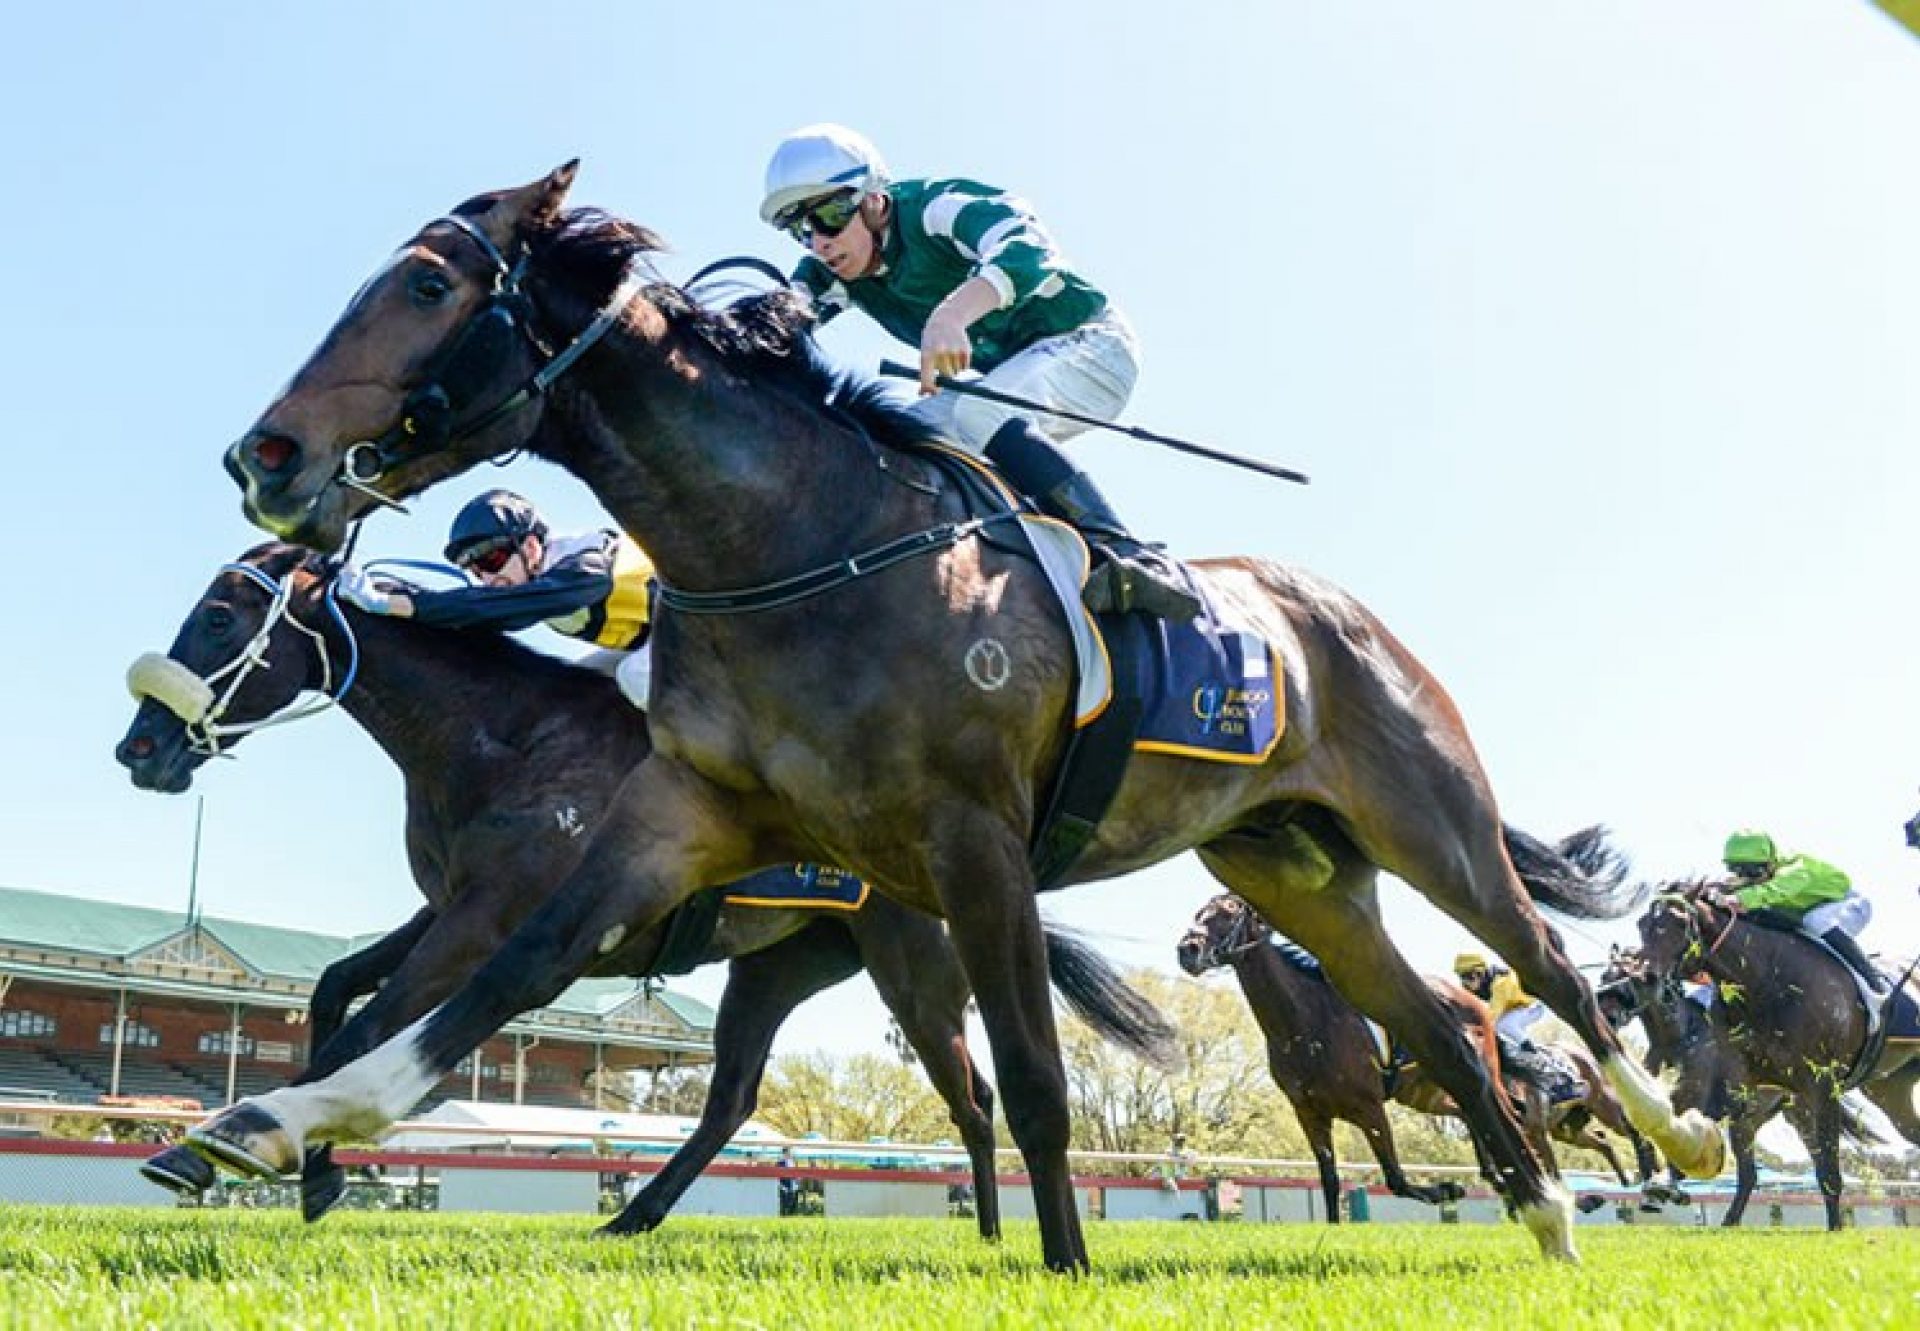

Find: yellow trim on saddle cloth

[1132,644,1287,767]
[723,870,872,913]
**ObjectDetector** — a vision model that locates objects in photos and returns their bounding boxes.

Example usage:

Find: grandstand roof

[0,884,715,1053]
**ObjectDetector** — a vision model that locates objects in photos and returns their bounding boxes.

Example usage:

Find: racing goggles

[778,191,863,244]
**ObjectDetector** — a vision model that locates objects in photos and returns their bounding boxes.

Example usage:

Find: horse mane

[524,207,945,455]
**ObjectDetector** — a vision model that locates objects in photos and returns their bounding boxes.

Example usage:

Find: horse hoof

[1670,1111,1726,1180]
[140,1146,216,1195]
[1575,1194,1608,1215]
[187,1103,301,1179]
[300,1160,349,1223]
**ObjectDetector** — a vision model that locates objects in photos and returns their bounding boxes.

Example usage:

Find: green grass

[0,1207,1914,1329]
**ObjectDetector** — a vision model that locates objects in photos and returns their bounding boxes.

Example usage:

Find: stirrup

[1082,555,1202,621]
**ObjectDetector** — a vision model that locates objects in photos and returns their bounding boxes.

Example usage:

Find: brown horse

[1179,892,1653,1221]
[1637,886,1920,1229]
[200,165,1720,1269]
[115,544,1174,1237]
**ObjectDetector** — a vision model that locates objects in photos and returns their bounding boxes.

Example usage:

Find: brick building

[0,885,714,1114]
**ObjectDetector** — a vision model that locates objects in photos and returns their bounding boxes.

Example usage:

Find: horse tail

[1503,824,1649,921]
[1042,927,1185,1073]
[1839,1092,1893,1152]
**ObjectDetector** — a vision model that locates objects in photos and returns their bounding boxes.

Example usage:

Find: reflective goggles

[777,191,863,244]
[457,539,519,576]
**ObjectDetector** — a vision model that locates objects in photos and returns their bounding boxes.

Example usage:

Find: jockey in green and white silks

[1722,829,1886,992]
[760,123,1198,623]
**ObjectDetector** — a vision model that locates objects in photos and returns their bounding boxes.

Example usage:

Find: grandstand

[0,885,714,1114]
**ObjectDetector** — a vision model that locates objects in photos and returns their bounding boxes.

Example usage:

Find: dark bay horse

[1179,891,1653,1221]
[1637,887,1920,1229]
[1594,946,1861,1225]
[115,543,1174,1237]
[203,165,1720,1268]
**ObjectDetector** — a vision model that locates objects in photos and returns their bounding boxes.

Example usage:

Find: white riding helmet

[759,124,891,226]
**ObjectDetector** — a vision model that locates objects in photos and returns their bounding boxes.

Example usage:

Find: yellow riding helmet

[1453,952,1490,975]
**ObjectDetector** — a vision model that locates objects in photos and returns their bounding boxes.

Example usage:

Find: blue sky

[4,2,1918,1062]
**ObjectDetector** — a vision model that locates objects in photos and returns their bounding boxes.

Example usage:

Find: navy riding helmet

[444,490,548,563]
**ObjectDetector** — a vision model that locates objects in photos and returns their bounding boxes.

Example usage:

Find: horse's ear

[502,161,578,235]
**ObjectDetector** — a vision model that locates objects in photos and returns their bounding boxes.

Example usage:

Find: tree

[1058,968,1310,1162]
[757,1051,956,1143]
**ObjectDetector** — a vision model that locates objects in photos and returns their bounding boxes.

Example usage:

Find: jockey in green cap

[1720,829,1885,992]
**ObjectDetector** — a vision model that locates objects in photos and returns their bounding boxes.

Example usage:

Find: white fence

[1,1100,1914,1228]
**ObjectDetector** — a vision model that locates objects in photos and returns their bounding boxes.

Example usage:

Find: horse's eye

[204,606,235,639]
[409,271,453,307]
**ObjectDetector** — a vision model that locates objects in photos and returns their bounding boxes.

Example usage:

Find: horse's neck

[542,320,896,593]
[327,616,498,775]
[1232,946,1333,1040]
[330,615,633,781]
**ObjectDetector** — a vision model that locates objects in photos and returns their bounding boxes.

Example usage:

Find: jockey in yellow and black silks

[335,489,657,708]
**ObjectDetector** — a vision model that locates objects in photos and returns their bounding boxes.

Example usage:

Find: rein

[334,214,650,500]
[128,563,361,757]
[654,512,1022,616]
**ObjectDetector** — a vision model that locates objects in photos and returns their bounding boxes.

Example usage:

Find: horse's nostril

[252,434,300,473]
[119,735,155,763]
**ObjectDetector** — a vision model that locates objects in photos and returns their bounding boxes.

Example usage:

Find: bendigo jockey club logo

[964,638,1012,692]
[1190,683,1272,738]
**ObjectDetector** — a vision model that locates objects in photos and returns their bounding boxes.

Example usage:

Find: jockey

[334,489,657,709]
[1720,829,1885,992]
[1452,952,1550,1045]
[760,123,1200,623]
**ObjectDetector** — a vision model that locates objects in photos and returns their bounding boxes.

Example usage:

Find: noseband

[333,212,651,501]
[126,563,360,758]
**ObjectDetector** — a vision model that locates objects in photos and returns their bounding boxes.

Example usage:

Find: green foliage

[756,1050,956,1143]
[0,1208,1913,1329]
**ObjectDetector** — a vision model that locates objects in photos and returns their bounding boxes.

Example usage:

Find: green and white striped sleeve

[790,257,852,323]
[922,189,1064,309]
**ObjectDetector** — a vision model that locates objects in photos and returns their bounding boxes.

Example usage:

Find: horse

[203,164,1721,1269]
[1636,885,1920,1229]
[1178,892,1653,1222]
[115,542,1176,1237]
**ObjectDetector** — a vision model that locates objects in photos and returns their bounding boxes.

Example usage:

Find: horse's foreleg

[932,819,1083,1273]
[1722,1106,1763,1226]
[1352,1104,1452,1209]
[1795,1093,1848,1231]
[186,762,741,1179]
[602,919,863,1237]
[305,908,437,1055]
[854,906,1002,1242]
[1299,1111,1343,1223]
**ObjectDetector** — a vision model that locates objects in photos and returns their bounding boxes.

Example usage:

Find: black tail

[1840,1092,1893,1153]
[1504,824,1648,921]
[1043,927,1184,1072]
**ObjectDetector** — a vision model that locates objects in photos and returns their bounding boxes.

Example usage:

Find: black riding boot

[985,419,1201,621]
[1821,928,1888,992]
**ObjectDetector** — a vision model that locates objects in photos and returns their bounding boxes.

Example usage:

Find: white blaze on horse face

[964,638,1011,692]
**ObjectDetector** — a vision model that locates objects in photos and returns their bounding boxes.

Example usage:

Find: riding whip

[876,360,1310,486]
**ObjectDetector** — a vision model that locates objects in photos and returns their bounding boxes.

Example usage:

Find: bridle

[331,212,651,505]
[127,562,361,758]
[1188,899,1268,970]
